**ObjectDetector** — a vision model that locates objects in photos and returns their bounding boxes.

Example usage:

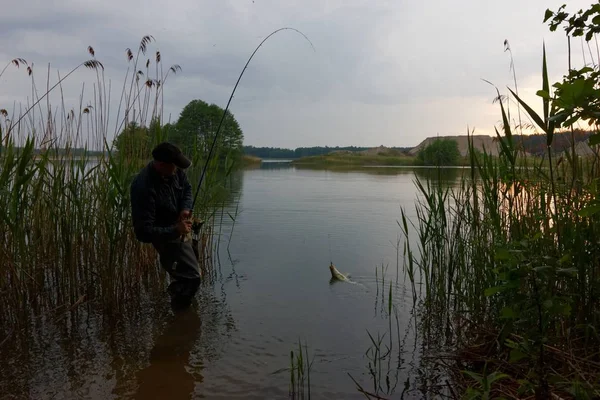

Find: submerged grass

[289,339,314,400]
[0,37,241,332]
[287,263,448,400]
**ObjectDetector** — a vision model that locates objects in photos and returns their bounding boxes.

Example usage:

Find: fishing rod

[190,27,315,212]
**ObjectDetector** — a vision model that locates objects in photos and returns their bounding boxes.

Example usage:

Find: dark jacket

[130,161,193,244]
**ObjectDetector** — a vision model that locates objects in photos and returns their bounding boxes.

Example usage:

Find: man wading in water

[130,142,201,310]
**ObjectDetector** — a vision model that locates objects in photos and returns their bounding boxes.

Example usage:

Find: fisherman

[130,141,201,310]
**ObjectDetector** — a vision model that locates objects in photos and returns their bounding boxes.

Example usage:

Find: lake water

[0,162,466,399]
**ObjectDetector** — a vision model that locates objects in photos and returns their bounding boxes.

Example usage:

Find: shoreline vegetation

[0,36,240,331]
[242,128,595,169]
[8,127,594,169]
[241,154,262,166]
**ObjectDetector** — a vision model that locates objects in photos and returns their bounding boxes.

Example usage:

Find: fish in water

[329,262,350,282]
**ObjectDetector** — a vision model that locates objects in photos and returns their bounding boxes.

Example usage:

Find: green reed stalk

[0,36,237,329]
[399,25,600,395]
[288,339,313,400]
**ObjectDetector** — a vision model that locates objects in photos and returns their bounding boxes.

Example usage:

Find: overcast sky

[0,0,595,149]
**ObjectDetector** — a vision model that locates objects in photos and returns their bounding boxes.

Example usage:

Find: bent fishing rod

[189,27,315,212]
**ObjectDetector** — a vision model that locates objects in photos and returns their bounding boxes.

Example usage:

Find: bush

[416,138,460,166]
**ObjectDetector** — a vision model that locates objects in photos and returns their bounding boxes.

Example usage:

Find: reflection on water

[131,306,202,400]
[293,162,469,184]
[0,165,465,399]
[0,286,234,400]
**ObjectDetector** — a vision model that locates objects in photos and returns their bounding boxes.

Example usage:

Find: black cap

[152,142,191,169]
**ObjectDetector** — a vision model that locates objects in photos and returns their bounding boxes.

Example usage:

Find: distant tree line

[243,145,412,159]
[510,129,591,155]
[2,146,106,157]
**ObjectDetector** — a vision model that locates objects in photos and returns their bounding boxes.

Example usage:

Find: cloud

[0,0,595,149]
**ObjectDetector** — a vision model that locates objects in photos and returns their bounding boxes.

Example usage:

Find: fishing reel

[191,217,204,262]
[191,217,204,237]
[181,217,204,243]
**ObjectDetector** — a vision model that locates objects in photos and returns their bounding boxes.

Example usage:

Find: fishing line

[190,27,315,211]
[328,233,332,264]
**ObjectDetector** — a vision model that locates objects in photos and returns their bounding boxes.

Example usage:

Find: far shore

[290,153,417,167]
[4,144,563,170]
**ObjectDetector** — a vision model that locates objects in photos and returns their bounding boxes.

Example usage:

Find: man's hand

[179,209,192,221]
[175,219,192,235]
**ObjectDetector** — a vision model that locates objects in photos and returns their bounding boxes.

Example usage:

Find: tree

[113,121,151,159]
[170,99,244,161]
[417,138,461,166]
[112,116,175,160]
[112,100,244,166]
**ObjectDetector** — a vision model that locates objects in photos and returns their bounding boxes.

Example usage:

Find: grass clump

[241,154,262,166]
[288,339,314,400]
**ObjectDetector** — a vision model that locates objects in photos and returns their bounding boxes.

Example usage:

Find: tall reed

[398,6,600,397]
[0,36,240,331]
[288,339,313,400]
